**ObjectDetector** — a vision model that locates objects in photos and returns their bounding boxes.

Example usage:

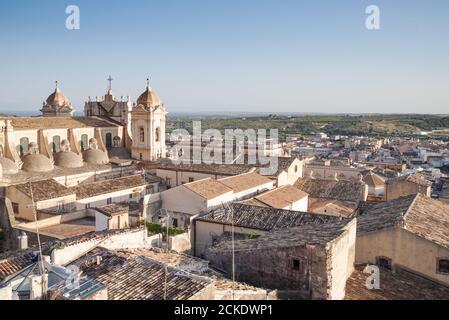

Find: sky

[0,0,448,114]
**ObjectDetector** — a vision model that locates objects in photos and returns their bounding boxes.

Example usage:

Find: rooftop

[72,174,146,200]
[294,177,364,203]
[209,218,354,252]
[387,173,432,187]
[12,179,74,202]
[2,116,121,130]
[72,248,213,300]
[345,265,449,300]
[38,217,95,239]
[218,172,273,193]
[184,178,232,200]
[96,204,129,217]
[197,203,340,232]
[254,185,308,209]
[363,172,385,188]
[157,161,256,176]
[357,194,449,249]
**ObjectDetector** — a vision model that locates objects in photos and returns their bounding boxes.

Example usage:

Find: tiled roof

[96,204,129,217]
[357,194,449,249]
[273,157,299,176]
[238,198,270,207]
[72,175,146,200]
[387,173,432,187]
[157,161,255,176]
[308,199,357,217]
[12,179,74,202]
[345,265,449,300]
[218,172,273,193]
[73,248,212,300]
[0,251,36,281]
[209,219,354,252]
[363,172,385,188]
[2,116,121,130]
[255,185,308,209]
[294,178,364,203]
[197,203,340,231]
[184,178,232,200]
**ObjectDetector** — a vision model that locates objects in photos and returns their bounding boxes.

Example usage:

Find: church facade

[0,78,167,179]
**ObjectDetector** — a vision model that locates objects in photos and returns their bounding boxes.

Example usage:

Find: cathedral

[0,77,167,179]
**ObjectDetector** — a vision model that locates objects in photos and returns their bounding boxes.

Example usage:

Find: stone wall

[204,244,328,299]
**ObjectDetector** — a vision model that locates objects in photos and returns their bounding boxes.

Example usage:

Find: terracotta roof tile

[184,178,232,200]
[255,185,308,209]
[218,172,273,193]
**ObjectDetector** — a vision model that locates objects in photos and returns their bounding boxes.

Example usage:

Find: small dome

[136,79,161,107]
[21,154,54,173]
[83,149,109,165]
[46,82,71,108]
[0,157,19,175]
[54,151,83,168]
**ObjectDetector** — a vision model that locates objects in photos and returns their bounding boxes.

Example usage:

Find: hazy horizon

[0,0,448,114]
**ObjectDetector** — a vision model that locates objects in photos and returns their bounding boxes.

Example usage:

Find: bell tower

[131,78,166,161]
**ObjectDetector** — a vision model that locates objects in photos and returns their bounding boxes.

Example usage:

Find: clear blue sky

[0,0,448,114]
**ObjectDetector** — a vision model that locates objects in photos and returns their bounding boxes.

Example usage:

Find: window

[189,177,194,183]
[155,127,160,142]
[85,203,91,209]
[437,258,449,275]
[294,165,298,173]
[113,136,121,147]
[52,135,61,153]
[139,127,145,143]
[172,218,178,228]
[107,198,112,205]
[139,153,143,161]
[80,134,88,151]
[291,258,304,272]
[12,203,19,215]
[19,137,29,156]
[376,256,392,270]
[129,194,133,199]
[105,133,112,149]
[166,177,171,187]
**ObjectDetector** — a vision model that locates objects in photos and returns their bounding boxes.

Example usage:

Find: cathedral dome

[0,157,19,175]
[83,149,109,165]
[21,154,54,173]
[136,79,161,107]
[45,82,72,107]
[54,151,84,168]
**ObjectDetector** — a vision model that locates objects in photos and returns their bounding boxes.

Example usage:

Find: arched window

[19,137,29,156]
[155,127,160,142]
[105,133,113,149]
[80,134,88,151]
[52,135,61,153]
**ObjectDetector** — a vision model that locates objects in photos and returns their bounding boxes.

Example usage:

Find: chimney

[18,232,28,250]
[96,255,102,265]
